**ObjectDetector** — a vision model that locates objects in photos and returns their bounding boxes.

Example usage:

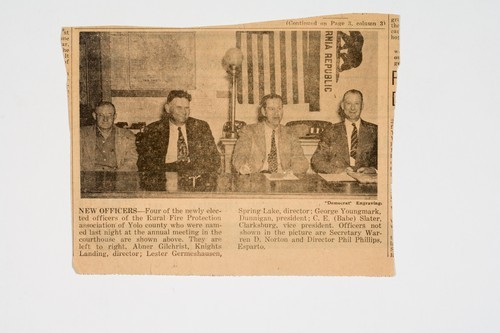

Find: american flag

[236,31,321,111]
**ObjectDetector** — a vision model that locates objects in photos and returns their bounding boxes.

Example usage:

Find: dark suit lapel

[162,121,171,158]
[358,120,370,152]
[339,123,350,165]
[185,118,194,150]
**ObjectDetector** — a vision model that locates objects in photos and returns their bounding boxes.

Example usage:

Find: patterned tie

[177,127,189,162]
[268,130,278,173]
[350,123,358,161]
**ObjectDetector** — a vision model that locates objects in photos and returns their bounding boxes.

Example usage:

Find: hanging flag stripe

[291,31,299,104]
[273,32,281,99]
[246,32,254,104]
[296,32,305,104]
[251,35,259,105]
[240,33,248,104]
[257,33,265,102]
[279,31,288,104]
[305,31,321,111]
[262,33,271,99]
[236,31,318,109]
[236,31,243,104]
[268,33,276,94]
[302,31,309,104]
[285,32,294,104]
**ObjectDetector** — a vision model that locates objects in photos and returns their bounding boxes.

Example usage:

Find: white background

[1,1,499,332]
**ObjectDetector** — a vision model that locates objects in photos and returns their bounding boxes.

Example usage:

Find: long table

[80,171,377,198]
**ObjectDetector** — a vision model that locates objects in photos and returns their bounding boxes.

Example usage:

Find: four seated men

[81,89,377,184]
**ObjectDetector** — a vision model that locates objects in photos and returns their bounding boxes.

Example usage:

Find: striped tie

[350,123,358,161]
[268,130,278,173]
[177,127,189,162]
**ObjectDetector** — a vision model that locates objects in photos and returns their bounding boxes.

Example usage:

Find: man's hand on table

[347,167,378,184]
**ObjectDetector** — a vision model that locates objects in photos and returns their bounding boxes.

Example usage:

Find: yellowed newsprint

[62,13,399,275]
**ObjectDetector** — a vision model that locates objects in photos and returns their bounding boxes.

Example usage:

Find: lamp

[223,48,244,139]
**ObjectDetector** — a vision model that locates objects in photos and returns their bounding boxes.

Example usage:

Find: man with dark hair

[311,89,377,174]
[137,90,220,174]
[232,93,308,175]
[80,102,138,171]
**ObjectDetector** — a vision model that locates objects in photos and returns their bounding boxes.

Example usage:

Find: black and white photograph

[78,28,382,198]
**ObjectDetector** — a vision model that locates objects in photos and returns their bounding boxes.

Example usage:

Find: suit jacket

[232,122,309,174]
[137,117,220,174]
[80,125,138,171]
[311,119,377,173]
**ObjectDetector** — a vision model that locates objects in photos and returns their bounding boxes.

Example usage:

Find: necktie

[177,127,189,162]
[268,130,278,173]
[350,123,358,161]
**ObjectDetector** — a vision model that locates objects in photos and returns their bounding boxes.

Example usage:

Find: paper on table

[264,173,299,181]
[318,172,356,182]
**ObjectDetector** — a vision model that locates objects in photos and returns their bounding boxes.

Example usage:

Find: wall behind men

[107,29,379,141]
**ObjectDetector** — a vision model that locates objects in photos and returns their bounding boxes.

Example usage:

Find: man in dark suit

[311,89,377,174]
[137,90,220,175]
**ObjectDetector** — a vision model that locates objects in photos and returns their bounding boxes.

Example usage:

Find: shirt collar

[96,125,115,139]
[169,120,186,131]
[344,118,361,130]
[263,122,280,133]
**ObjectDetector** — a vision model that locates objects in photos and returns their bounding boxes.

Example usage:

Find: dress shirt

[94,127,117,170]
[165,121,189,163]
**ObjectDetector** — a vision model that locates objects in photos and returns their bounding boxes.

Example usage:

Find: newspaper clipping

[62,13,400,275]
